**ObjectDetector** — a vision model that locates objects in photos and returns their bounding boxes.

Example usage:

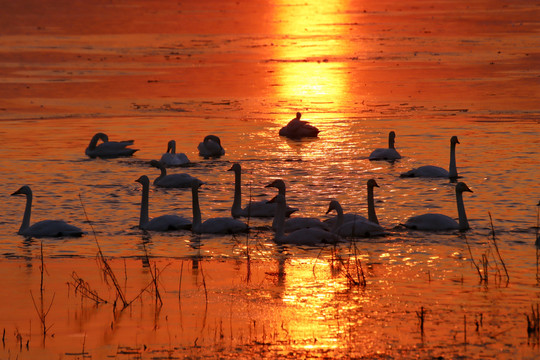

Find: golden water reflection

[271,0,352,121]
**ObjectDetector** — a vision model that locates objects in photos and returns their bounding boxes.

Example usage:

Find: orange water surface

[0,0,539,358]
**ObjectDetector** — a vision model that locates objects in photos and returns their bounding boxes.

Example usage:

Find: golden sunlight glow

[271,0,352,121]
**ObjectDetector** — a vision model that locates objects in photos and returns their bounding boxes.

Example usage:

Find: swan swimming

[271,194,341,246]
[403,182,472,231]
[135,175,191,231]
[11,185,84,237]
[229,163,298,218]
[191,180,249,234]
[85,132,138,158]
[400,136,460,178]
[326,200,386,238]
[278,112,320,139]
[198,135,225,158]
[160,140,190,166]
[325,179,381,227]
[150,160,202,188]
[369,131,402,161]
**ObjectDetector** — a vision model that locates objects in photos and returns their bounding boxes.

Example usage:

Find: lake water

[0,0,539,358]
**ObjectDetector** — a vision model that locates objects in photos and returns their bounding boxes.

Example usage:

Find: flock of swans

[11,114,474,245]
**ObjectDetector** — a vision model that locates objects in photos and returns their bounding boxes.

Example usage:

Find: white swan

[369,131,402,161]
[324,179,381,227]
[400,136,460,178]
[265,179,326,232]
[135,175,191,231]
[85,132,138,158]
[229,163,298,218]
[403,182,472,231]
[11,185,84,237]
[279,112,320,139]
[150,160,202,188]
[198,135,225,158]
[160,140,190,166]
[272,194,341,246]
[326,200,385,238]
[191,180,248,234]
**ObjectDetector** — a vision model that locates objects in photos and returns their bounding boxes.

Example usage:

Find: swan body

[279,112,320,139]
[150,160,202,188]
[272,194,340,246]
[191,180,248,234]
[136,175,191,231]
[326,200,385,238]
[160,140,190,166]
[400,136,460,178]
[403,182,472,231]
[369,131,401,161]
[198,135,225,158]
[11,186,84,237]
[85,132,138,158]
[229,163,298,218]
[324,179,380,227]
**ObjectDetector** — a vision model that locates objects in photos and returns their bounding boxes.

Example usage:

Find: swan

[198,135,225,158]
[400,136,460,178]
[229,163,298,218]
[369,131,402,161]
[85,132,138,158]
[403,182,472,231]
[324,179,381,227]
[150,160,202,188]
[326,200,385,238]
[11,185,84,237]
[278,112,320,139]
[160,140,190,166]
[135,175,191,231]
[191,180,249,234]
[271,194,341,246]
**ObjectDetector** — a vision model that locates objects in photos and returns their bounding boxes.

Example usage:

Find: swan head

[203,135,222,145]
[135,175,150,186]
[326,199,342,215]
[367,179,379,189]
[150,160,165,169]
[266,179,286,191]
[11,185,32,196]
[191,178,202,190]
[455,182,472,194]
[389,131,396,139]
[296,112,302,120]
[228,163,241,173]
[451,136,460,145]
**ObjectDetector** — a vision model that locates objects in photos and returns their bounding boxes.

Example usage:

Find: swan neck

[231,169,242,217]
[456,191,469,230]
[139,182,149,228]
[367,187,379,224]
[332,203,344,233]
[19,191,32,234]
[88,134,100,150]
[192,186,202,233]
[273,199,286,240]
[388,134,395,149]
[449,142,458,178]
[170,142,176,154]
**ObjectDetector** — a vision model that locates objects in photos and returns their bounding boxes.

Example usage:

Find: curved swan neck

[139,181,149,228]
[449,139,458,179]
[19,191,33,234]
[192,185,202,233]
[456,190,469,230]
[331,202,344,233]
[367,185,379,225]
[88,133,102,150]
[231,167,242,217]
